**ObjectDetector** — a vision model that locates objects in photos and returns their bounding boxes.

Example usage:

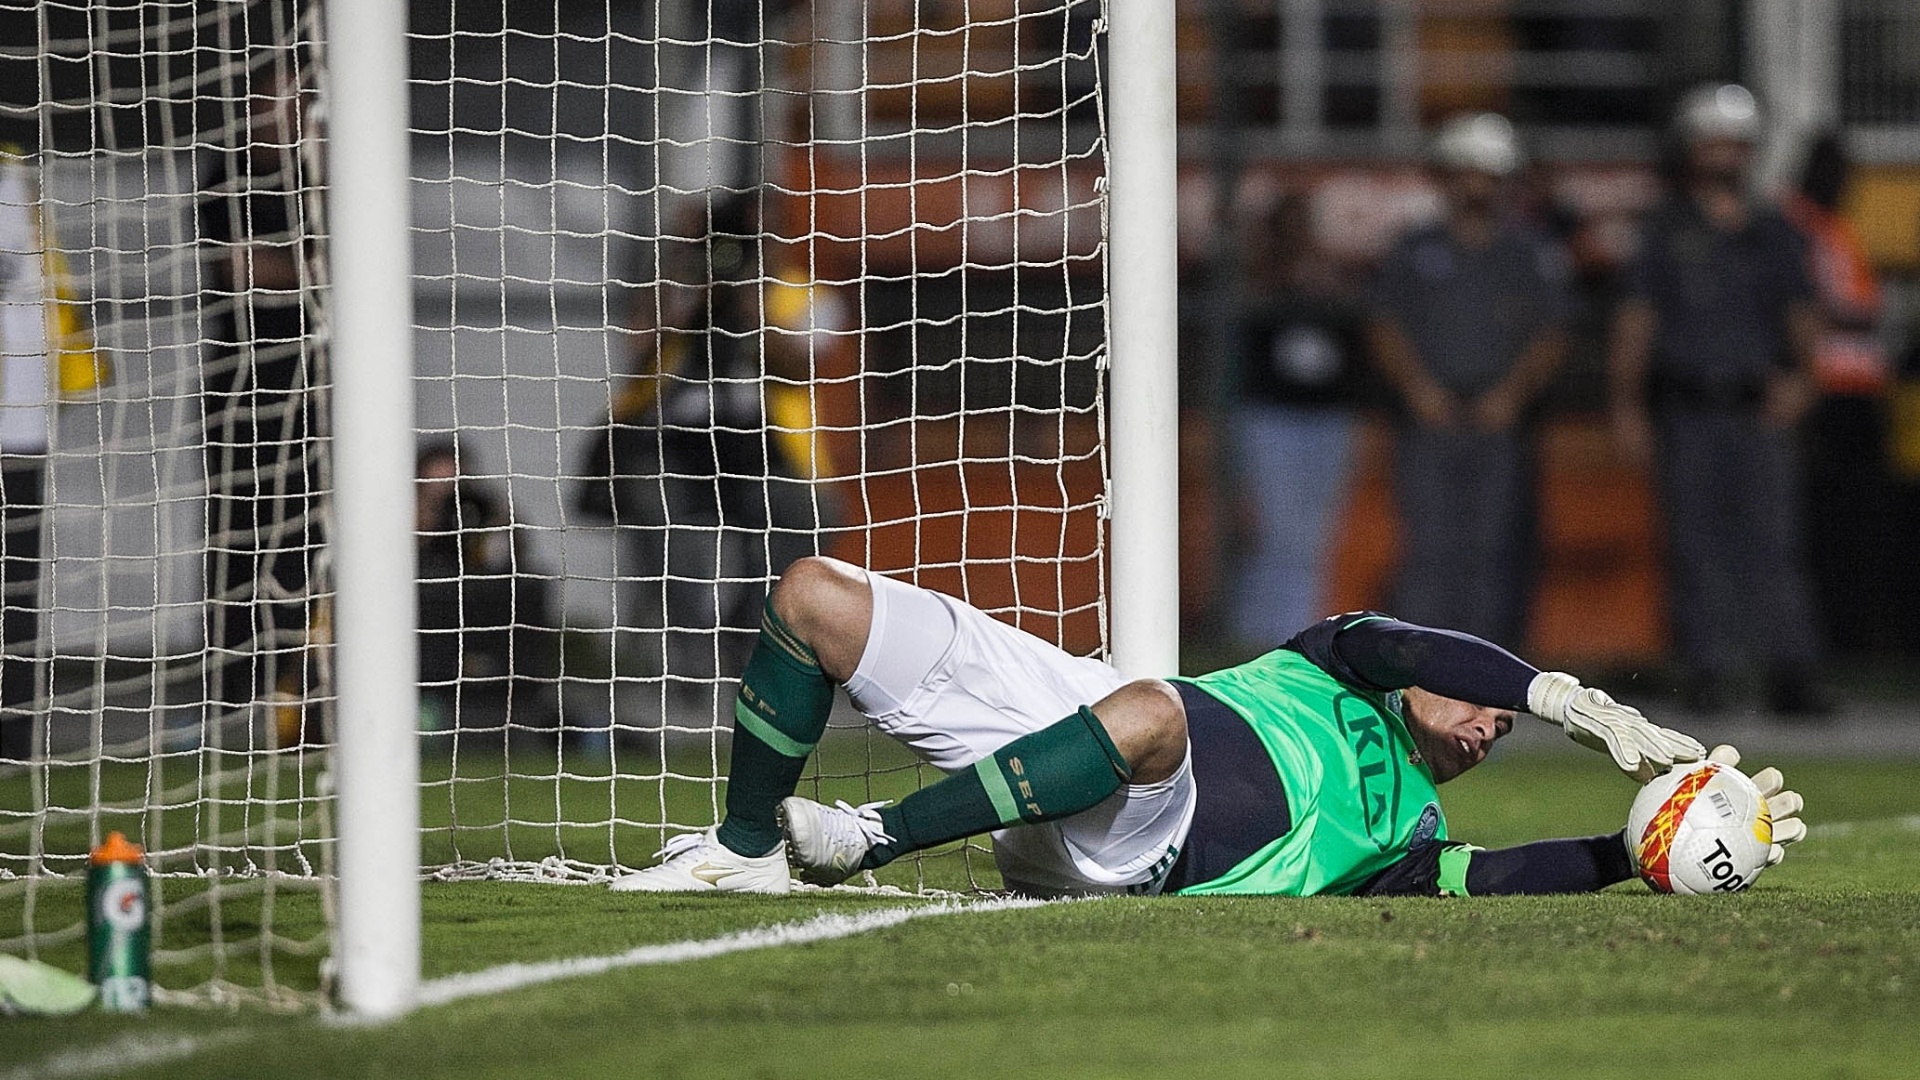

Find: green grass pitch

[7,750,1920,1079]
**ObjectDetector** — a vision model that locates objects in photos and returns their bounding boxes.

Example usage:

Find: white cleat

[607,827,792,894]
[778,797,893,886]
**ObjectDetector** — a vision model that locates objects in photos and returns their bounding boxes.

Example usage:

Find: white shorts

[845,570,1196,895]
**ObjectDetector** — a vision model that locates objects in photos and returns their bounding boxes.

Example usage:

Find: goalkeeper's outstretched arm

[1289,612,1539,710]
[1358,836,1637,898]
[1289,613,1705,781]
[1358,746,1808,897]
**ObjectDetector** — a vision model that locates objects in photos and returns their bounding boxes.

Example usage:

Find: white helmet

[1430,113,1522,177]
[1675,83,1760,144]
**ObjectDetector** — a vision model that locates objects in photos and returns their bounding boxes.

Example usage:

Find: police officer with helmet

[1367,113,1571,649]
[1606,85,1835,717]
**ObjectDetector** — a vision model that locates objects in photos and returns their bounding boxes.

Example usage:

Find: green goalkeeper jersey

[1170,649,1446,896]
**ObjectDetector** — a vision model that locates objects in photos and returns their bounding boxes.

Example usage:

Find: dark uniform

[198,147,320,717]
[414,446,559,732]
[1228,286,1369,644]
[579,214,833,682]
[0,459,41,760]
[1370,222,1569,647]
[1626,194,1821,689]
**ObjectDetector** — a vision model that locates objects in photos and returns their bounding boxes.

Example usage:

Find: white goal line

[6,897,1063,1080]
[409,894,1061,1011]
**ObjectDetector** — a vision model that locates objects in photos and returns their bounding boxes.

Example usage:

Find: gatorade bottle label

[87,833,151,1012]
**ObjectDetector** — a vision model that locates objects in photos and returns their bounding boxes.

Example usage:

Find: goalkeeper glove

[1527,671,1706,783]
[1706,744,1806,866]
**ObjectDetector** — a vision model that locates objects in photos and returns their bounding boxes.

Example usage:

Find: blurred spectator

[1606,85,1833,716]
[1225,193,1369,647]
[1785,133,1888,398]
[416,440,558,734]
[0,149,103,761]
[577,196,845,681]
[198,60,321,723]
[1784,132,1896,655]
[1366,113,1570,648]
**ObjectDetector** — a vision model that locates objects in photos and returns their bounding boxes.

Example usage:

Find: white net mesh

[0,0,332,1008]
[1,0,1108,1004]
[406,0,1107,892]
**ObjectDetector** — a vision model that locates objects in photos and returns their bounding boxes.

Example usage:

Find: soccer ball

[1626,761,1772,895]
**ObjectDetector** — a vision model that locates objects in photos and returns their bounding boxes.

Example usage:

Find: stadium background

[3,0,1920,676]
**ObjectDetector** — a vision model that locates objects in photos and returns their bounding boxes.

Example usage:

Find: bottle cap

[90,831,145,866]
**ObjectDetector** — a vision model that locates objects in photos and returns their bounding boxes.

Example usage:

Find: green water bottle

[86,831,151,1012]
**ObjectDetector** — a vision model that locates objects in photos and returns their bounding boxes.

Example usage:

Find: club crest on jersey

[1411,803,1441,847]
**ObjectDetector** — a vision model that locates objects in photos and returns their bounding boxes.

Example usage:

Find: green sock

[716,600,835,857]
[862,706,1132,870]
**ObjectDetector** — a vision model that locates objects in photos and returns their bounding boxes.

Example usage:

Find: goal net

[0,1,333,1008]
[1,0,1109,1007]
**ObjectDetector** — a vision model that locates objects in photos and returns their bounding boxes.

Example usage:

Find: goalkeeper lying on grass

[613,557,1805,897]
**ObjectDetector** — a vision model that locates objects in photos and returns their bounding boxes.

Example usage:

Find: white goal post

[326,0,422,1020]
[1105,0,1181,681]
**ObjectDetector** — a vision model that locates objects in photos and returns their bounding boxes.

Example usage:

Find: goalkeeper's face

[1402,688,1514,783]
